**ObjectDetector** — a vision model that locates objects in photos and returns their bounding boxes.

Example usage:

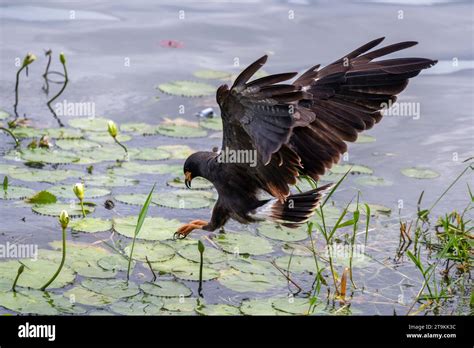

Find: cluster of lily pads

[0,68,445,316]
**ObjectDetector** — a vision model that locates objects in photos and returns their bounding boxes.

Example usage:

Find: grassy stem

[126,183,155,281]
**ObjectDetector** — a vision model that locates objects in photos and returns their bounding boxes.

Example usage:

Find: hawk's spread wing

[217,37,437,201]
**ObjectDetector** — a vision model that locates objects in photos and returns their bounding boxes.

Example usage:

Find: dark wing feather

[289,38,436,180]
[216,38,436,200]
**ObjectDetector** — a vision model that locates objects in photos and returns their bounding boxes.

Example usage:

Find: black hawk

[175,37,436,239]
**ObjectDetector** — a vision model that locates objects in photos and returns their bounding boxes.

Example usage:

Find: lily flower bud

[73,183,84,201]
[59,210,70,230]
[108,120,118,138]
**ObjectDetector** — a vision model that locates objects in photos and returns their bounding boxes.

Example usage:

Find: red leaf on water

[159,40,184,48]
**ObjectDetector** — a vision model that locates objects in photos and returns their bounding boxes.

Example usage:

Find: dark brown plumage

[174,37,437,239]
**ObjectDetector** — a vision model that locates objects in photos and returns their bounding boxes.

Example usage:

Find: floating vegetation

[69,218,112,233]
[154,190,215,209]
[157,80,215,97]
[157,144,194,159]
[199,116,223,131]
[401,167,440,179]
[167,176,213,190]
[113,216,181,241]
[330,164,374,175]
[156,118,208,138]
[47,185,110,199]
[32,202,95,217]
[193,69,232,80]
[257,223,308,242]
[214,232,274,256]
[355,134,376,143]
[140,281,192,298]
[1,186,34,200]
[354,175,393,186]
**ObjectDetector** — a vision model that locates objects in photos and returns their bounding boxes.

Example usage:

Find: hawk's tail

[255,183,333,228]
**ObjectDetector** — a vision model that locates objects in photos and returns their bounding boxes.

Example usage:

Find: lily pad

[41,241,116,278]
[156,145,194,159]
[25,190,57,204]
[114,193,149,205]
[355,176,392,186]
[14,148,80,164]
[330,164,373,175]
[199,117,223,131]
[120,122,158,135]
[151,256,220,281]
[156,122,207,138]
[111,162,181,176]
[55,138,101,150]
[240,298,284,316]
[88,132,131,144]
[0,186,35,200]
[47,185,110,199]
[0,289,85,315]
[32,202,95,217]
[0,109,10,120]
[129,147,170,161]
[70,218,112,233]
[110,295,164,315]
[167,176,213,190]
[77,146,128,163]
[8,167,81,183]
[355,135,376,143]
[68,117,110,132]
[86,175,139,187]
[140,281,192,298]
[44,128,84,139]
[153,190,215,209]
[158,80,215,97]
[193,70,232,80]
[257,223,308,242]
[227,258,276,275]
[274,255,315,274]
[0,259,75,289]
[401,167,440,179]
[11,127,47,138]
[97,254,131,272]
[271,297,320,315]
[214,232,273,256]
[81,279,140,299]
[162,297,200,312]
[71,260,117,278]
[311,205,343,227]
[124,241,175,262]
[218,270,285,293]
[64,286,116,307]
[196,303,240,315]
[113,216,181,241]
[177,242,228,264]
[171,263,220,282]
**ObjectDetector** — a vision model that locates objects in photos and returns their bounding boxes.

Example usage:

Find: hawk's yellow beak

[184,171,192,189]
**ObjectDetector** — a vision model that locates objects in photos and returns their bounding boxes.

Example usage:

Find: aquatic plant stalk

[108,121,128,155]
[0,127,20,147]
[14,53,36,119]
[41,210,69,291]
[11,264,25,292]
[46,53,67,127]
[198,240,205,296]
[126,184,155,281]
